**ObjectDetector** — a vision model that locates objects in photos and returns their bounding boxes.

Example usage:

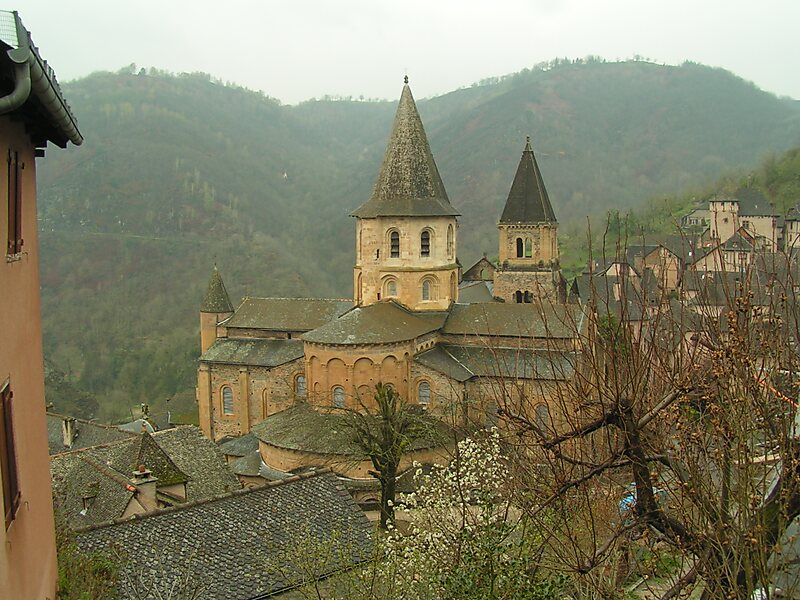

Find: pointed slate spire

[201,265,233,313]
[351,79,458,218]
[499,136,557,224]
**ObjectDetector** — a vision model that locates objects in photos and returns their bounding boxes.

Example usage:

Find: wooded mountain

[36,59,800,420]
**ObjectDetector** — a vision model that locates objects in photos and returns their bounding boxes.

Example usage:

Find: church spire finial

[404,74,408,85]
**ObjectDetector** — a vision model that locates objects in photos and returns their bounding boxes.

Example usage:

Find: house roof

[200,265,233,313]
[302,301,447,345]
[230,451,264,477]
[0,11,82,147]
[733,187,774,217]
[51,426,239,528]
[223,297,352,331]
[457,280,495,303]
[499,138,556,224]
[442,303,582,339]
[251,402,450,456]
[151,426,240,499]
[416,345,577,382]
[218,432,260,458]
[76,469,373,600]
[46,412,134,455]
[199,338,304,368]
[351,81,458,218]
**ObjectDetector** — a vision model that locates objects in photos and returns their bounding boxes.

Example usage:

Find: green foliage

[36,61,800,419]
[56,521,120,599]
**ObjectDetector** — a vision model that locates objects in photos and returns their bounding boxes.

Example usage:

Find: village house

[0,10,82,599]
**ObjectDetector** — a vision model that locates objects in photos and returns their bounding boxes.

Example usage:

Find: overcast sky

[15,0,800,104]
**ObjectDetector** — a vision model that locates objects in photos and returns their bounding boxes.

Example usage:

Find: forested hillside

[37,59,800,420]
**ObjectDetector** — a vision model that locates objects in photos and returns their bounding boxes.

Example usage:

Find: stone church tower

[351,78,460,311]
[493,137,561,303]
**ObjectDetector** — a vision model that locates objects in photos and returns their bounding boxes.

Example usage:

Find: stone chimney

[131,464,159,512]
[62,417,77,449]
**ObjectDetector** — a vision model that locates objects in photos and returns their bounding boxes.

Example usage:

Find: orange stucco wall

[0,119,58,599]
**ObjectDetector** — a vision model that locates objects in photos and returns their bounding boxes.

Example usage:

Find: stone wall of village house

[493,269,559,303]
[259,441,452,480]
[203,359,305,440]
[498,224,559,266]
[354,216,459,310]
[638,249,681,292]
[304,341,417,409]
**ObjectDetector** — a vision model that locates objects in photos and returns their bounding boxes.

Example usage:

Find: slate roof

[443,303,583,339]
[251,403,450,456]
[351,82,458,218]
[76,469,373,600]
[499,138,556,224]
[302,301,448,345]
[52,427,240,528]
[457,280,495,303]
[46,412,134,455]
[218,432,259,458]
[200,265,234,313]
[416,345,576,382]
[223,297,352,331]
[199,338,304,367]
[733,186,774,217]
[230,451,264,477]
[152,426,240,499]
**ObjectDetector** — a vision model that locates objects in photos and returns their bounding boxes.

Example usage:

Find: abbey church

[196,80,579,477]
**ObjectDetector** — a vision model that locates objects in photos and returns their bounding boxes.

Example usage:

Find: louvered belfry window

[421,230,430,257]
[0,384,20,529]
[6,149,23,255]
[390,231,400,258]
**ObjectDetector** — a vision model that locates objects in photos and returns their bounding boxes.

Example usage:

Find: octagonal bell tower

[351,78,459,311]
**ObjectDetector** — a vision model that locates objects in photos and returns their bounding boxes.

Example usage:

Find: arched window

[420,230,431,257]
[418,381,431,406]
[356,272,362,304]
[390,230,400,258]
[385,278,398,297]
[525,238,532,258]
[524,291,532,303]
[516,237,524,258]
[447,225,454,258]
[422,279,431,301]
[514,290,523,303]
[294,375,306,398]
[332,386,345,408]
[222,386,234,415]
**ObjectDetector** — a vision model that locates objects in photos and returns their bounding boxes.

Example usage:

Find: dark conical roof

[351,82,458,218]
[499,137,556,224]
[201,265,233,313]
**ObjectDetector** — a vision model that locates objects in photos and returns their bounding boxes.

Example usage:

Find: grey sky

[15,0,800,104]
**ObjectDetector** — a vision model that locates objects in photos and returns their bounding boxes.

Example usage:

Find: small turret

[200,265,233,353]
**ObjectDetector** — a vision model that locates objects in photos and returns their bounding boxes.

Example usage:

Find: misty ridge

[36,57,800,422]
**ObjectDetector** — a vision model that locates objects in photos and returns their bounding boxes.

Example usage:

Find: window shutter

[6,149,22,255]
[0,386,20,529]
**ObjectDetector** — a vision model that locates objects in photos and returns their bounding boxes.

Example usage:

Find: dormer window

[390,231,400,258]
[421,230,431,257]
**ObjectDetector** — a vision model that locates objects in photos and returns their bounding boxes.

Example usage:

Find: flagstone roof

[302,301,448,345]
[76,469,373,600]
[223,297,352,331]
[442,303,582,338]
[416,345,576,382]
[499,138,556,224]
[200,265,234,313]
[46,412,134,455]
[199,338,304,368]
[351,81,458,218]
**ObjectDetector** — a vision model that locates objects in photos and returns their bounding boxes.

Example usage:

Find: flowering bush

[362,430,566,599]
